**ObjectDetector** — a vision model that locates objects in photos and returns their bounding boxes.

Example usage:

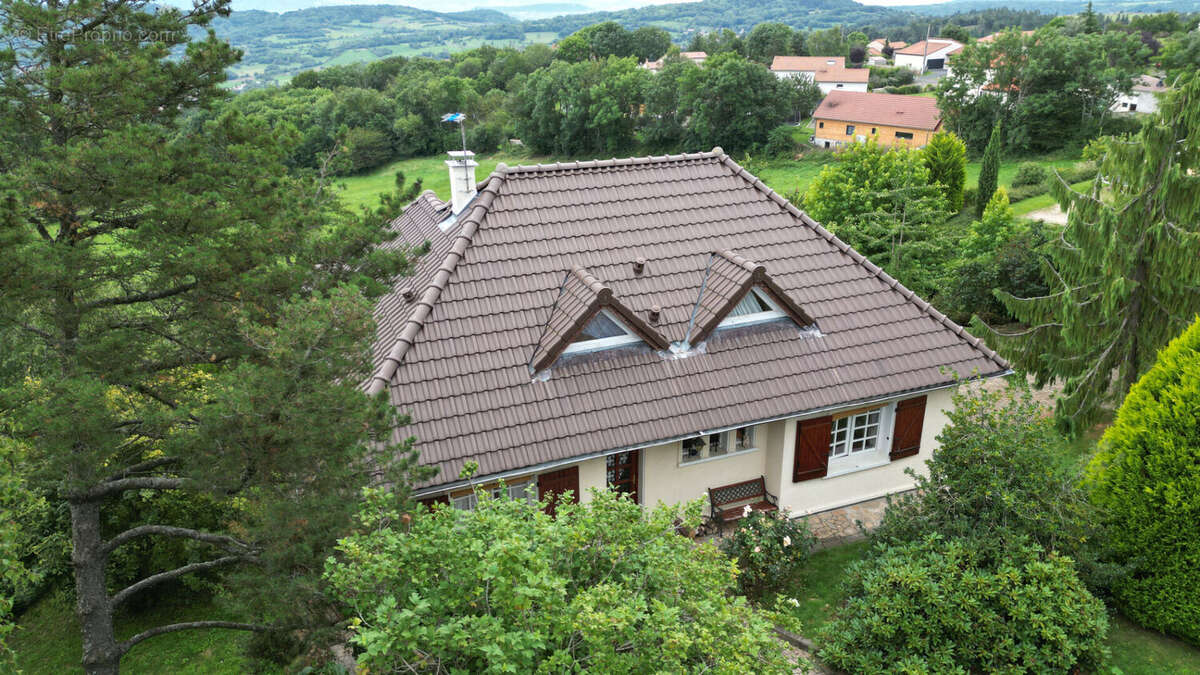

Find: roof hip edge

[367,173,506,395]
[713,153,1009,372]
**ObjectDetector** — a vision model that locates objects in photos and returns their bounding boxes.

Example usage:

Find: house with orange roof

[770,55,869,93]
[812,90,942,149]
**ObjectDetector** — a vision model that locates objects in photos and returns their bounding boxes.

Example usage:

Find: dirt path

[1024,203,1068,224]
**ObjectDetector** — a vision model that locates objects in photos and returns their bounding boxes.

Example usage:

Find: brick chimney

[446,150,478,214]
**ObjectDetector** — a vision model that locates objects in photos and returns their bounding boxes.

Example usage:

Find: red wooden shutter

[890,395,927,460]
[538,466,580,516]
[793,416,832,482]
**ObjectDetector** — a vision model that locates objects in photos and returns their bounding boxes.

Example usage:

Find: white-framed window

[680,425,758,464]
[718,288,785,329]
[829,408,882,458]
[451,480,537,511]
[562,309,641,355]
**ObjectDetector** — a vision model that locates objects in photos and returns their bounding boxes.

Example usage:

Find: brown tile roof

[529,265,668,373]
[813,90,942,131]
[771,55,845,72]
[371,150,1006,490]
[895,39,963,56]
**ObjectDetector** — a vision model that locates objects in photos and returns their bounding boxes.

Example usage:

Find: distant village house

[811,90,942,149]
[770,56,869,94]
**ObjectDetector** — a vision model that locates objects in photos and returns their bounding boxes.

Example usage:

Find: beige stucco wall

[639,432,769,509]
[576,456,607,503]
[774,386,953,515]
[453,386,956,515]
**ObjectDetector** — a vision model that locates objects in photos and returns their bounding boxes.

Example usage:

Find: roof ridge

[367,172,508,395]
[714,153,1010,374]
[493,149,723,178]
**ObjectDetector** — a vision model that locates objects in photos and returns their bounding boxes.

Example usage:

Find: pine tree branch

[102,525,254,557]
[73,476,186,502]
[82,282,198,310]
[103,456,180,482]
[119,621,271,655]
[111,554,253,607]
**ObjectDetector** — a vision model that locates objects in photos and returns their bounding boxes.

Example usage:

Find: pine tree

[1082,1,1102,34]
[0,2,430,672]
[923,131,968,213]
[976,75,1200,434]
[975,122,1003,218]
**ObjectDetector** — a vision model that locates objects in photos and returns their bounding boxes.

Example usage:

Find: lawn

[338,148,1087,216]
[10,592,272,674]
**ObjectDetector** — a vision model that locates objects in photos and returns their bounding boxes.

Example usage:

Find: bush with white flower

[719,509,816,601]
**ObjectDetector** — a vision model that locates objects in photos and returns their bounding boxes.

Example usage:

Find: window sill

[825,456,890,479]
[678,446,759,469]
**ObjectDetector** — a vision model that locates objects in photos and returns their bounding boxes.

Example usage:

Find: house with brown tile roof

[371,148,1006,523]
[812,90,942,149]
[770,56,869,94]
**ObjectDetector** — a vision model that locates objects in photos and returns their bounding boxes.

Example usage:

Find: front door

[606,450,640,504]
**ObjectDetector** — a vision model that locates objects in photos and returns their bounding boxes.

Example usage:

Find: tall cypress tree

[976,122,1002,218]
[976,75,1200,434]
[0,2,430,672]
[923,130,968,213]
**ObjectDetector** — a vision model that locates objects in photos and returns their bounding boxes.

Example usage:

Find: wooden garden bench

[707,476,778,535]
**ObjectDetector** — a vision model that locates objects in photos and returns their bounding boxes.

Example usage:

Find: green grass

[1011,179,1092,216]
[1109,616,1200,675]
[788,540,871,634]
[10,592,270,674]
[337,151,548,210]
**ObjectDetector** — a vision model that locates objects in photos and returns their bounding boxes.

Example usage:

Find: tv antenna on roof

[441,112,468,158]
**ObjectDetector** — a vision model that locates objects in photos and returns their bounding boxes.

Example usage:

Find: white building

[1112,74,1170,114]
[770,56,869,94]
[893,38,963,73]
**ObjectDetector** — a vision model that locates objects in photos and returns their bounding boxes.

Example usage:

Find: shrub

[868,65,914,89]
[1086,317,1200,644]
[817,536,1110,674]
[882,84,921,95]
[1011,161,1048,187]
[762,124,800,159]
[872,383,1097,567]
[718,509,815,600]
[326,488,795,673]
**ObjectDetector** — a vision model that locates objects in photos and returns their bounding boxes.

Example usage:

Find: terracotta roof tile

[896,39,963,56]
[771,55,845,72]
[813,90,942,131]
[373,150,1005,489]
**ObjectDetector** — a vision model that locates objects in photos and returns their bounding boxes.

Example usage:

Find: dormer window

[719,287,785,329]
[562,310,642,355]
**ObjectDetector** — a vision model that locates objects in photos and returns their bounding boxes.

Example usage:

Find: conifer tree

[0,2,429,672]
[1082,1,1102,34]
[977,75,1200,434]
[923,131,968,213]
[976,122,1002,218]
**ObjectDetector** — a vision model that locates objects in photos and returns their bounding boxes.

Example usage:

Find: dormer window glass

[719,287,786,329]
[562,310,642,355]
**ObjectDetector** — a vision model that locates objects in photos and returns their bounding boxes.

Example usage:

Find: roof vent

[648,305,661,324]
[633,257,647,275]
[401,286,414,301]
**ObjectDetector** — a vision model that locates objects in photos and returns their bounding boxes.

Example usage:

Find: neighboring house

[894,38,963,72]
[368,147,1007,524]
[642,51,707,72]
[867,39,908,65]
[812,90,942,149]
[1112,74,1170,114]
[770,56,869,93]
